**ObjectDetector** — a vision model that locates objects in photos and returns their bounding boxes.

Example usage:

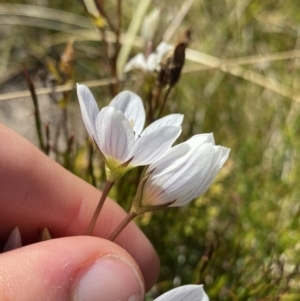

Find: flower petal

[146,42,173,72]
[142,114,184,136]
[191,146,230,199]
[146,52,160,71]
[142,143,191,205]
[77,84,99,139]
[144,143,214,206]
[154,285,209,301]
[95,106,135,162]
[146,141,190,174]
[124,53,147,72]
[175,146,230,206]
[155,41,173,64]
[185,133,215,148]
[131,126,181,166]
[109,91,145,137]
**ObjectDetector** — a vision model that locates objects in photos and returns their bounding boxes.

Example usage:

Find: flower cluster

[77,84,182,182]
[77,85,230,300]
[77,84,229,212]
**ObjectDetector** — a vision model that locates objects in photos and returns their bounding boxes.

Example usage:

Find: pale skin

[0,124,160,301]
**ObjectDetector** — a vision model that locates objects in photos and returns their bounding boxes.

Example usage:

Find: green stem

[108,211,137,241]
[86,180,114,235]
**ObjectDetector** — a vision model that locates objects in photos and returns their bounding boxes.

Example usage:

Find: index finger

[0,124,160,290]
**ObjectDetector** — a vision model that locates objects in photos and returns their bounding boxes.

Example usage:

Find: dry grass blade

[0,77,139,102]
[2,47,300,103]
[42,30,144,49]
[116,0,152,77]
[163,0,195,42]
[185,48,300,102]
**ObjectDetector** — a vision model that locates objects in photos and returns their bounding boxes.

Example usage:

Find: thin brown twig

[108,211,137,241]
[98,27,119,96]
[86,180,114,235]
[3,48,300,103]
[23,66,45,151]
[157,85,172,119]
[45,122,51,155]
[93,0,116,32]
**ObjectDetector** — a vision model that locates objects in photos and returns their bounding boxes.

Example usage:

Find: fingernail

[72,255,144,301]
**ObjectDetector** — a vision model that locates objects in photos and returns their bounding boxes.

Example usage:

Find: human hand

[0,124,159,301]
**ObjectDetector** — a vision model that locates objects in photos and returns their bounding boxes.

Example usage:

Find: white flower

[153,285,209,301]
[124,42,173,73]
[77,84,183,180]
[141,133,230,207]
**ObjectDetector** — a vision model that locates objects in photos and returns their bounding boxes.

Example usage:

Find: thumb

[0,236,145,301]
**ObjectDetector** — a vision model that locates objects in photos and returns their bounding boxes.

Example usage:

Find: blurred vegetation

[1,0,300,300]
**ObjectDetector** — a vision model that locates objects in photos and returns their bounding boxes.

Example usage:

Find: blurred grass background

[1,0,300,300]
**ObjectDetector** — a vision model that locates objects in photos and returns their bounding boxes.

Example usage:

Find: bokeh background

[1,0,300,300]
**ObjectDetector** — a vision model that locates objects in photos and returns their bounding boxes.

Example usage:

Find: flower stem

[86,180,114,235]
[108,211,138,241]
[157,85,172,119]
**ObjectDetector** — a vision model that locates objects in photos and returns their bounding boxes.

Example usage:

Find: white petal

[154,285,209,301]
[146,52,159,71]
[155,41,173,63]
[185,133,215,148]
[142,143,212,206]
[131,126,181,166]
[147,142,190,174]
[95,107,135,162]
[175,146,230,205]
[109,91,145,137]
[146,42,173,72]
[142,114,184,136]
[77,84,99,139]
[142,143,190,205]
[190,146,230,199]
[124,53,147,72]
[149,144,214,206]
[218,146,231,167]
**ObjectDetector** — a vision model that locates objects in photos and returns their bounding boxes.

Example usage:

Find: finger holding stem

[86,180,115,235]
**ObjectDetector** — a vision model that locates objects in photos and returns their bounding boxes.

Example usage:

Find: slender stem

[86,180,114,235]
[157,85,172,119]
[23,66,45,152]
[108,211,137,241]
[146,88,154,124]
[45,122,51,156]
[153,85,162,117]
[88,140,96,187]
[99,27,119,96]
[94,0,116,32]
